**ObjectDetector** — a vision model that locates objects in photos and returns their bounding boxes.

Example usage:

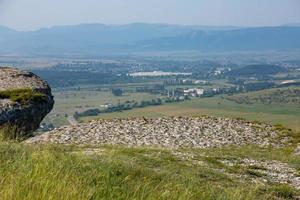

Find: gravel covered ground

[172,151,300,190]
[222,158,300,189]
[26,116,290,148]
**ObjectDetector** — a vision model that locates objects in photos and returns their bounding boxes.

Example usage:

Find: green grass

[0,124,24,141]
[0,88,47,105]
[0,143,299,200]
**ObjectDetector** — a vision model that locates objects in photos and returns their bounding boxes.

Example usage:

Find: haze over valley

[0,24,300,55]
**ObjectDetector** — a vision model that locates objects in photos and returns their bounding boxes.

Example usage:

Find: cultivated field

[44,90,161,127]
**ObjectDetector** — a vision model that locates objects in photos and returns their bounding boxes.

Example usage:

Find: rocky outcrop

[0,67,54,137]
[26,116,291,148]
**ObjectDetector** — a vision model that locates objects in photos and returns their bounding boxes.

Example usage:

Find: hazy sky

[0,0,299,31]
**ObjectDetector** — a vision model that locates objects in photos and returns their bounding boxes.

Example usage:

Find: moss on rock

[0,88,47,105]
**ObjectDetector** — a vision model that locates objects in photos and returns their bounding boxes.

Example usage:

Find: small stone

[294,145,300,155]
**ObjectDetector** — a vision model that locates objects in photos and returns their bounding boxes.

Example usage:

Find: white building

[183,88,204,97]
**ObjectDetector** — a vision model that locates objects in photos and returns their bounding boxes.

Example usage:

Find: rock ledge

[0,67,54,136]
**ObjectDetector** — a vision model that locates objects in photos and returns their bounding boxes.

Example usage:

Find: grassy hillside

[226,87,300,105]
[0,142,299,200]
[226,64,287,77]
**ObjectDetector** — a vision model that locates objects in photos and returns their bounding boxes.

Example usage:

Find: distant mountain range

[0,23,299,56]
[138,27,300,52]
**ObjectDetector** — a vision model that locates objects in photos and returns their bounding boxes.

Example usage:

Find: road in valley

[67,115,78,125]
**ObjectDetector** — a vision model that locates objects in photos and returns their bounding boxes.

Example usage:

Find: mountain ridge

[138,26,300,51]
[0,23,299,55]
